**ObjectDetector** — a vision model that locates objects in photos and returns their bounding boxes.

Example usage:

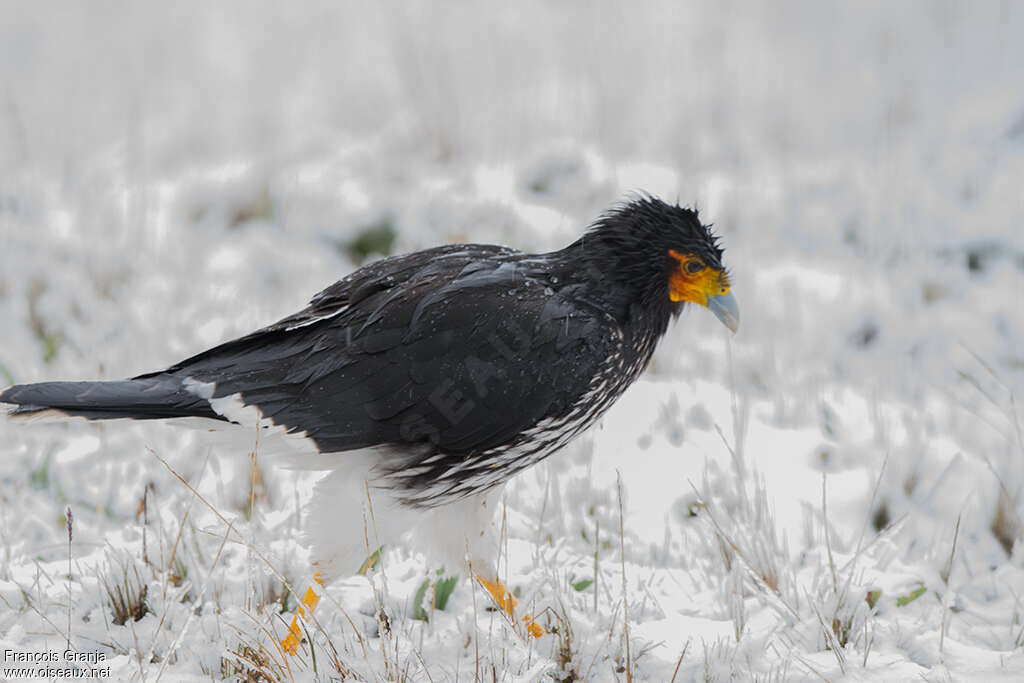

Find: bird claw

[477,576,547,638]
[280,572,325,656]
[523,615,547,639]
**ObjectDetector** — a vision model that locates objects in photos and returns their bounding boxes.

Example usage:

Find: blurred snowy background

[1,1,1023,680]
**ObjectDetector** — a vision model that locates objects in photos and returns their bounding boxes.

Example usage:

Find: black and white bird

[1,195,738,647]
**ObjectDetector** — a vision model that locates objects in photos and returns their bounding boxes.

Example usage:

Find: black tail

[0,376,225,422]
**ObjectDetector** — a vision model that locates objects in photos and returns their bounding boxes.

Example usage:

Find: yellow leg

[477,576,547,638]
[281,572,325,655]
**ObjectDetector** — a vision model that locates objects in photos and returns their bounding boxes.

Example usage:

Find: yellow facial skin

[667,249,730,306]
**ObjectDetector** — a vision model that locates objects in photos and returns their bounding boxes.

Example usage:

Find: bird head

[665,248,738,333]
[580,196,739,333]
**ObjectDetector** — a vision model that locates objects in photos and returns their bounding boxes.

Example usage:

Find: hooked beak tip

[706,291,739,333]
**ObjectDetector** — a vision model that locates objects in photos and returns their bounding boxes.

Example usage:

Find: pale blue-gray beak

[706,291,739,333]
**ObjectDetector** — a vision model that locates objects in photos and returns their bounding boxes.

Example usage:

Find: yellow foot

[477,576,547,638]
[281,572,325,655]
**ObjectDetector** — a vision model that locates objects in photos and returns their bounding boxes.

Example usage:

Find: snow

[2,1,1024,680]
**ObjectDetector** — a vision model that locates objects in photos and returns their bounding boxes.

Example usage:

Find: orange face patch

[667,249,730,306]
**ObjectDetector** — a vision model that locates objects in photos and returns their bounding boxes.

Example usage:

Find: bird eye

[685,260,705,274]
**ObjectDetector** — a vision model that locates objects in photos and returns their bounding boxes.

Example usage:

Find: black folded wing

[152,245,611,460]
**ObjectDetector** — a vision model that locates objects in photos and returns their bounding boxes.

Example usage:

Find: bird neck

[551,238,677,342]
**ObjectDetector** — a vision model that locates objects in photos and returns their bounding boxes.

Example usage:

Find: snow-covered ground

[2,2,1024,680]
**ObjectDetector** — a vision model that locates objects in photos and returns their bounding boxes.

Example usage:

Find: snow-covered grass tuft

[99,549,150,627]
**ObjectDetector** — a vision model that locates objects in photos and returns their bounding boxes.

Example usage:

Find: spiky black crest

[585,195,723,268]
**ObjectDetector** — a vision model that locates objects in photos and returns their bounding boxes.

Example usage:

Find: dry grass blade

[821,475,838,595]
[616,472,632,683]
[65,505,72,651]
[939,514,962,656]
[668,639,690,683]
